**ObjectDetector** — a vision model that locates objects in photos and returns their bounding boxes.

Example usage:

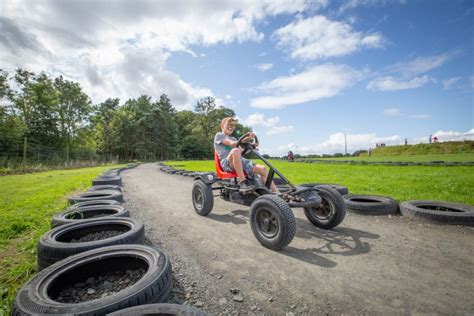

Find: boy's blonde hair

[220,117,237,129]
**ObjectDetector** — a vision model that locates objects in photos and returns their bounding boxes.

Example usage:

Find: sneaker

[239,179,255,193]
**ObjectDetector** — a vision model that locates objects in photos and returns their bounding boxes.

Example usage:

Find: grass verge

[0,164,125,315]
[167,160,474,205]
[304,153,474,162]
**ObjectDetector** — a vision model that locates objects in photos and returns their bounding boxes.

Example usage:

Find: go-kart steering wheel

[236,132,259,156]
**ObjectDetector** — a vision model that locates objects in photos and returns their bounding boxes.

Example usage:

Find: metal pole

[344,133,347,155]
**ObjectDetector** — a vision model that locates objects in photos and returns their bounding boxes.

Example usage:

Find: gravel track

[122,163,474,314]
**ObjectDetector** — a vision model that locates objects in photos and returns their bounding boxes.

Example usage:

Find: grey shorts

[221,157,254,176]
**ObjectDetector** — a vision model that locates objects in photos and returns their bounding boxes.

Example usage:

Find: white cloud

[244,113,280,127]
[409,114,431,120]
[0,0,310,107]
[256,63,273,71]
[274,15,383,60]
[367,75,433,91]
[414,129,474,143]
[442,77,463,90]
[383,108,401,116]
[368,52,456,92]
[267,125,294,135]
[338,0,407,13]
[243,112,293,136]
[251,64,362,108]
[273,132,402,156]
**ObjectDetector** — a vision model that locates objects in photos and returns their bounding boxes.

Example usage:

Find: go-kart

[191,132,346,250]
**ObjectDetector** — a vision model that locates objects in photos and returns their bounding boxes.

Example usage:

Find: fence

[0,136,115,172]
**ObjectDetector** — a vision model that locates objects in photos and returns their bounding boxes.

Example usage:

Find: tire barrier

[38,218,145,270]
[68,190,124,205]
[108,303,208,316]
[400,200,474,226]
[13,245,172,315]
[294,159,474,166]
[51,205,130,228]
[88,185,123,192]
[343,194,399,215]
[68,199,122,210]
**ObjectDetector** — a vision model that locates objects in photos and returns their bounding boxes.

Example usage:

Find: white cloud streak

[256,63,273,71]
[251,64,362,109]
[274,15,383,60]
[243,112,293,136]
[367,52,456,91]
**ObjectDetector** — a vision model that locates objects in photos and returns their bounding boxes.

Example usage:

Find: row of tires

[14,166,205,315]
[296,159,474,166]
[162,165,474,226]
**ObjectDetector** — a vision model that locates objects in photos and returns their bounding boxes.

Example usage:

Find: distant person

[433,136,438,143]
[405,138,408,145]
[368,148,371,157]
[287,150,294,162]
[429,134,432,144]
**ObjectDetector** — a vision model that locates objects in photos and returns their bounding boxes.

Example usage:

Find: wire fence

[0,136,115,172]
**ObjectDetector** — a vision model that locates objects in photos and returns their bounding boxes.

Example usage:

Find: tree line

[0,68,250,167]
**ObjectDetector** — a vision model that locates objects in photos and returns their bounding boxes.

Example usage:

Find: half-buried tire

[12,245,172,315]
[88,185,123,192]
[108,303,207,315]
[343,194,399,215]
[38,218,145,271]
[68,199,121,210]
[51,205,130,228]
[92,176,122,186]
[68,190,123,205]
[400,200,474,226]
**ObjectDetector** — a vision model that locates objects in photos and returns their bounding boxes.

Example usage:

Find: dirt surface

[122,163,474,315]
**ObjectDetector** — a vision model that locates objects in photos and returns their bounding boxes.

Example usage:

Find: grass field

[303,153,474,162]
[168,159,474,205]
[0,164,125,315]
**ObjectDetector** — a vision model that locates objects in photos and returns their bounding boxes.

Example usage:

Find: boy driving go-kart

[214,117,278,193]
[192,116,346,250]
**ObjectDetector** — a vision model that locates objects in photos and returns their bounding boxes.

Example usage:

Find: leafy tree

[54,76,92,165]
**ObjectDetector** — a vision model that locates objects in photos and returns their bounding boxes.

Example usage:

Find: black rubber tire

[12,244,172,315]
[192,180,214,216]
[93,176,122,186]
[51,205,130,228]
[300,183,349,195]
[68,199,122,210]
[38,218,145,271]
[88,185,123,192]
[343,194,399,215]
[108,303,207,315]
[400,200,474,226]
[304,185,346,229]
[69,190,123,205]
[250,195,296,250]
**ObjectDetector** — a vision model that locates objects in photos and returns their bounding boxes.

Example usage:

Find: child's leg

[252,164,279,193]
[226,148,246,182]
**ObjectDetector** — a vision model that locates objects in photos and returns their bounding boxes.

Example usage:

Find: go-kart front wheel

[303,185,346,229]
[192,180,214,216]
[250,195,296,250]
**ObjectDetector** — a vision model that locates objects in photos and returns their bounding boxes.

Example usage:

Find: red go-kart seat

[214,150,243,179]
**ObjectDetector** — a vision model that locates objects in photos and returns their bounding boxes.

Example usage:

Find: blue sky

[1,0,473,155]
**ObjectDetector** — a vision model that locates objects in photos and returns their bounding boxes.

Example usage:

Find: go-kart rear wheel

[192,180,214,216]
[303,185,346,229]
[250,195,296,250]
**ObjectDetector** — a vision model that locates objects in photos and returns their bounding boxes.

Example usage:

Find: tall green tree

[54,76,91,164]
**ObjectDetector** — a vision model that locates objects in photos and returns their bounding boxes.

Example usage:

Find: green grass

[168,160,474,205]
[0,164,125,315]
[371,140,474,155]
[304,153,474,162]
